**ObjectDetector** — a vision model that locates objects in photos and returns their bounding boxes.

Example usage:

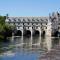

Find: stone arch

[14,30,22,36]
[33,30,40,36]
[24,30,31,37]
[54,31,59,37]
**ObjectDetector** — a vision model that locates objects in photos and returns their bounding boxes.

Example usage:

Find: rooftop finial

[6,14,9,19]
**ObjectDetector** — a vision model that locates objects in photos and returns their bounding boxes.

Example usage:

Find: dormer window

[14,18,16,22]
[36,19,39,22]
[28,19,30,22]
[18,22,20,25]
[9,19,11,22]
[41,19,43,21]
[32,18,35,22]
[18,19,21,22]
[23,19,25,22]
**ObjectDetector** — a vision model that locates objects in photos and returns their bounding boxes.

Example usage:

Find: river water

[0,36,60,60]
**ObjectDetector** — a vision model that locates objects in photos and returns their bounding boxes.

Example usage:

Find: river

[0,36,60,60]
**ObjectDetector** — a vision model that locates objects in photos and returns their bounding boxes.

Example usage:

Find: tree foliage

[0,15,15,40]
[0,16,6,24]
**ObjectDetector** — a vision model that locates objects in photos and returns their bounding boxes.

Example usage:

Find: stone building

[5,16,52,36]
[49,12,60,36]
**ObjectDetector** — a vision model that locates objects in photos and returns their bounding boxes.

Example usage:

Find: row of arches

[12,30,60,37]
[14,30,46,37]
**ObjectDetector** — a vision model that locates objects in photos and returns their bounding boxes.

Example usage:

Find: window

[28,27,29,29]
[18,19,21,22]
[36,23,38,25]
[32,27,33,29]
[46,27,47,29]
[14,23,15,25]
[41,23,42,25]
[57,12,60,17]
[46,23,47,25]
[41,27,42,29]
[28,23,29,25]
[18,27,20,29]
[59,23,60,25]
[23,27,25,29]
[23,23,24,25]
[28,19,30,22]
[32,23,33,25]
[46,19,48,21]
[32,18,35,21]
[9,19,11,22]
[18,23,20,25]
[23,19,25,22]
[37,19,39,22]
[58,27,59,29]
[14,18,16,22]
[36,27,38,29]
[41,19,43,21]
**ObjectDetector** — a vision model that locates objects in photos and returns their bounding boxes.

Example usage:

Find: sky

[0,0,60,16]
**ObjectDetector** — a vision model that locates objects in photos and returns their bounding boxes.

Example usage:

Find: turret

[6,14,9,19]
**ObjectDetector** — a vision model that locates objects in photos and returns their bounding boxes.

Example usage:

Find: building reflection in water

[0,36,60,56]
[0,36,60,57]
[45,36,52,51]
[11,36,53,52]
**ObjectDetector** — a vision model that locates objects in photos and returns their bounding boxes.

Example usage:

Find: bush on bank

[0,15,15,41]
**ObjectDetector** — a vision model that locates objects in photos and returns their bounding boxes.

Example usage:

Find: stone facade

[49,12,60,36]
[5,12,60,36]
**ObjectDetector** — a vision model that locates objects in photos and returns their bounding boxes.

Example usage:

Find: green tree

[0,15,15,41]
[0,16,6,25]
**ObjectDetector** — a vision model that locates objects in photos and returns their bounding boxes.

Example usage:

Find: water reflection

[44,36,52,51]
[0,36,60,60]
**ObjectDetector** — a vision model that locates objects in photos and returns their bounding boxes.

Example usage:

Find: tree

[0,15,15,41]
[0,16,6,25]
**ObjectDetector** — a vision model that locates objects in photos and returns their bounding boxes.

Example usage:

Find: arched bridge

[5,16,51,36]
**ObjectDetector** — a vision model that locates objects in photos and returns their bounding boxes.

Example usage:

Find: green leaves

[0,15,15,32]
[0,16,6,25]
[0,16,15,40]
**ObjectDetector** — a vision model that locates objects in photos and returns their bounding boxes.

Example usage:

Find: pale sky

[0,0,60,16]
